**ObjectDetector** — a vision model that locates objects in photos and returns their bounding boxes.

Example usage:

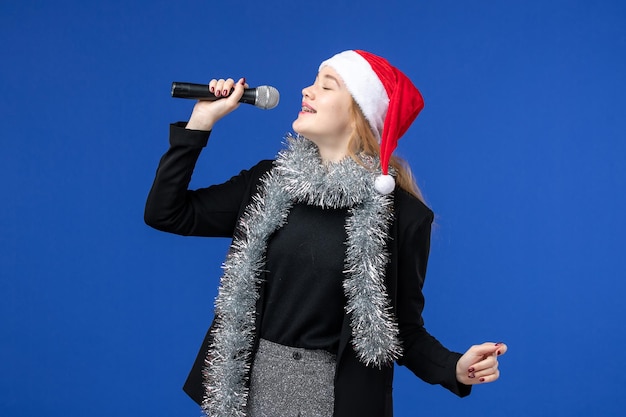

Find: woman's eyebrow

[321,74,341,87]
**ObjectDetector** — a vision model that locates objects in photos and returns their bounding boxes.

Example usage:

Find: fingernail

[468,373,475,378]
[210,86,215,93]
[223,89,228,95]
[497,350,501,356]
[479,377,485,382]
[241,77,246,85]
[495,342,503,346]
[215,90,221,97]
[468,367,474,373]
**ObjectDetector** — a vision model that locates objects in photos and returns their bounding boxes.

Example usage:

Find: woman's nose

[302,85,314,99]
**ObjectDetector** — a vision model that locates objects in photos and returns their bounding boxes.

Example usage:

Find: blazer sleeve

[144,122,271,237]
[394,194,471,398]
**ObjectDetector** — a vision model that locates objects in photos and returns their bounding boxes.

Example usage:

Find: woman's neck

[318,147,348,163]
[310,137,351,164]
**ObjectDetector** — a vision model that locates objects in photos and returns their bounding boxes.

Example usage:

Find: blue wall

[1,1,625,416]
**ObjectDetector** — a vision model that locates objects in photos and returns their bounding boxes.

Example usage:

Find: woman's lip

[301,102,316,112]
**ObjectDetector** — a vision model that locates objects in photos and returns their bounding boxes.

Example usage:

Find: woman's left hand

[455,342,507,385]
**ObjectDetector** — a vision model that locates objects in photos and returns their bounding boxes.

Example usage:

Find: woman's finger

[220,78,235,97]
[214,79,226,96]
[471,355,497,371]
[469,351,501,376]
[208,79,218,93]
[476,368,500,383]
[473,361,499,379]
[495,343,508,356]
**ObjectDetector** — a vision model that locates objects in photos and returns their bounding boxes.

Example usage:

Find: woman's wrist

[185,115,215,131]
[185,99,220,131]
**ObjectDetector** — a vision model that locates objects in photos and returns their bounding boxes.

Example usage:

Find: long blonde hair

[346,100,425,203]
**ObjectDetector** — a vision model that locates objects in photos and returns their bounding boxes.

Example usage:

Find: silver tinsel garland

[203,135,401,417]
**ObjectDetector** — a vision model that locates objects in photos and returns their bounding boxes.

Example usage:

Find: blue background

[2,1,625,416]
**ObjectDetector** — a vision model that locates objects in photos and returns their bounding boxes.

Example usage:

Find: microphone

[171,82,280,110]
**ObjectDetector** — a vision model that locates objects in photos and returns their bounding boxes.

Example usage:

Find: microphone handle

[171,82,257,105]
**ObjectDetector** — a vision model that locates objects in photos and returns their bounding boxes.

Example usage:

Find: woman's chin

[292,126,312,140]
[292,119,305,135]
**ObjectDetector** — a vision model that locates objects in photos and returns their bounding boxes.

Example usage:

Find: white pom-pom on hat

[320,50,425,195]
[374,174,396,195]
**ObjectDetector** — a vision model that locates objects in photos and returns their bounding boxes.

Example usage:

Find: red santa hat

[319,50,424,194]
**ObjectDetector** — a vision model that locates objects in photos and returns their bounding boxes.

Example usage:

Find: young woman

[145,50,507,417]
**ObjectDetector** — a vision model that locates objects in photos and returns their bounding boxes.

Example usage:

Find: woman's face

[292,66,355,157]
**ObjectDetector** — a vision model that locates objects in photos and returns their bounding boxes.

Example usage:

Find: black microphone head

[255,85,280,109]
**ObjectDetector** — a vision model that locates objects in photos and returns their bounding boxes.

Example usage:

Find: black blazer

[145,123,471,417]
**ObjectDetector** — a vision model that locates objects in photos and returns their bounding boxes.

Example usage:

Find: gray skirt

[246,339,337,417]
